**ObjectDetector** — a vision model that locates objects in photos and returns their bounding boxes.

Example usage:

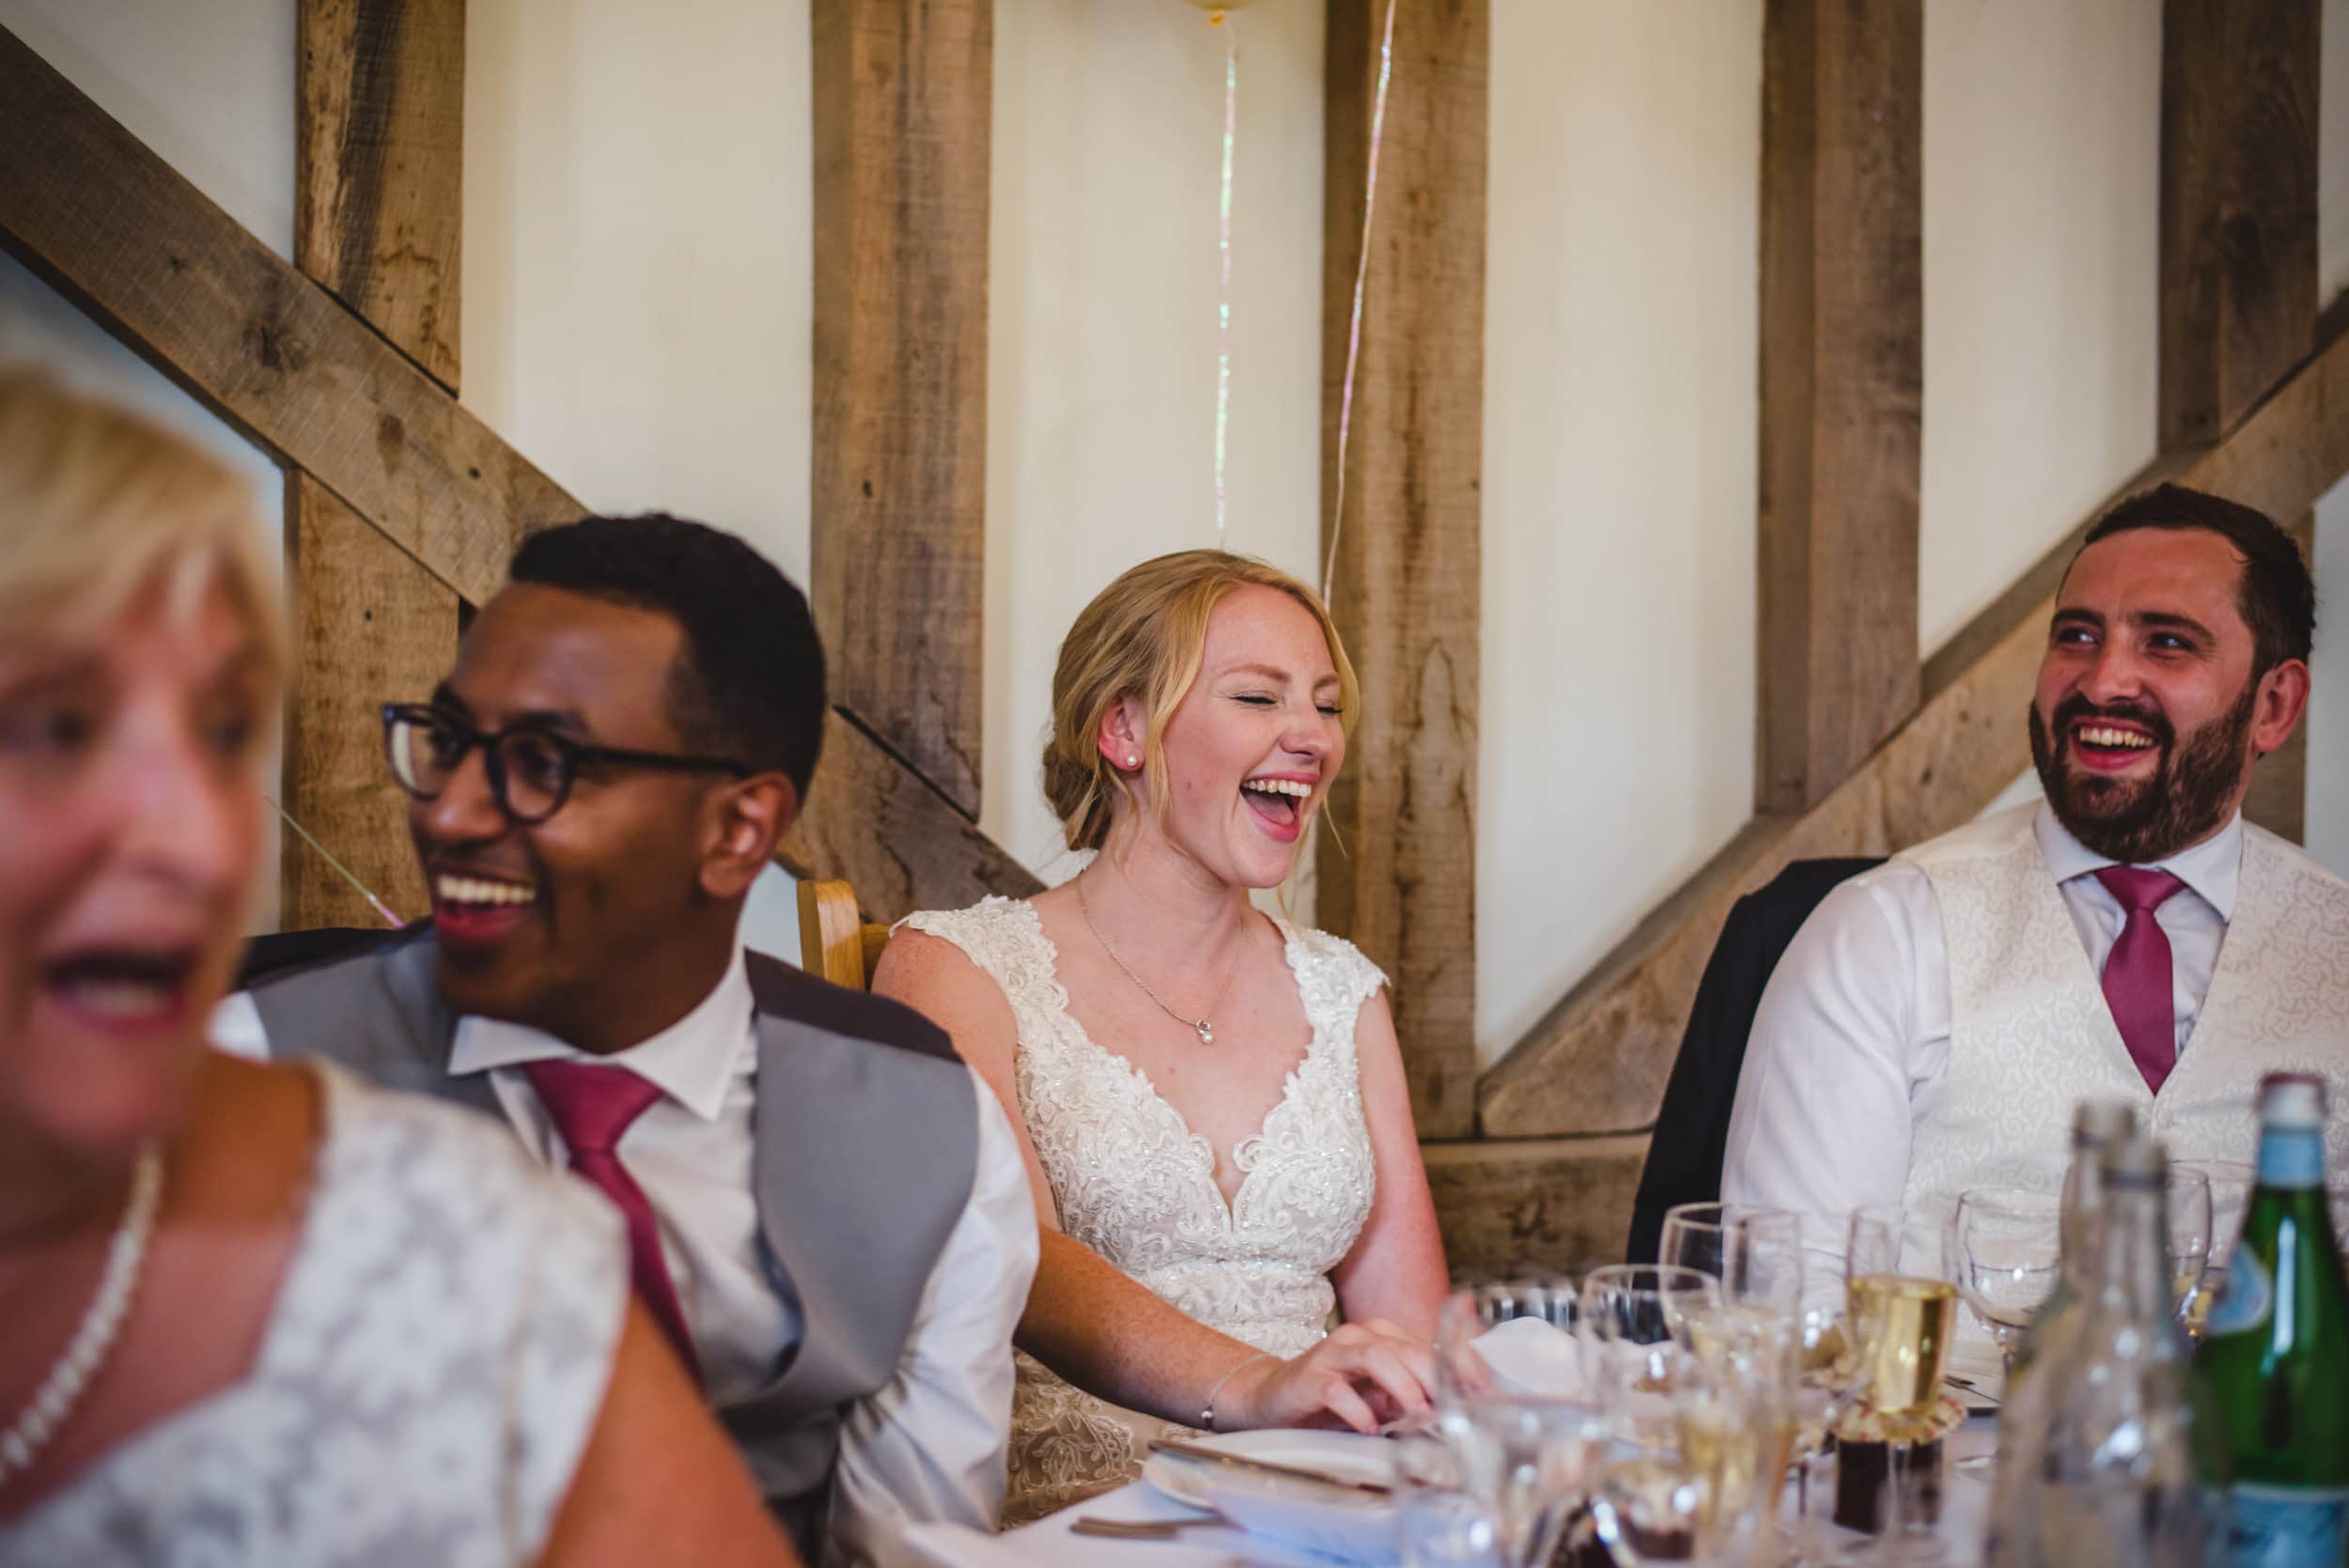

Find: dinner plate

[1145,1430,1397,1562]
[1142,1428,1396,1512]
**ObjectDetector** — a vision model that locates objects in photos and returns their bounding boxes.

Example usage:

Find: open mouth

[1240,776,1313,838]
[2070,718,2161,770]
[431,872,541,944]
[42,946,198,1031]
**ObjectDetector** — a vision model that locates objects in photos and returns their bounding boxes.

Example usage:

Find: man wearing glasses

[210,515,1037,1568]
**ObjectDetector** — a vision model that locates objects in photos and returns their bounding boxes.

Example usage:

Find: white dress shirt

[1721,805,2243,1223]
[210,951,1038,1568]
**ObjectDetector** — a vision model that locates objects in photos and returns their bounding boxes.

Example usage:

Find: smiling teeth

[1242,779,1313,799]
[2078,726,2156,750]
[63,979,173,1017]
[436,875,538,906]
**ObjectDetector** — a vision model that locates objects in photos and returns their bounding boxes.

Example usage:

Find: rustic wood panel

[1755,0,1922,813]
[283,475,456,929]
[297,0,464,389]
[795,710,1043,922]
[2159,0,2319,446]
[1481,322,2349,1137]
[1425,1134,1651,1280]
[0,25,563,609]
[1316,0,1486,1141]
[809,0,990,819]
[2240,507,2314,844]
[0,23,1040,924]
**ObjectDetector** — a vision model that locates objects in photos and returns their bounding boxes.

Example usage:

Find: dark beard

[2028,680,2257,863]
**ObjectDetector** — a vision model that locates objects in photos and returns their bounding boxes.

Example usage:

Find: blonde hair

[0,369,283,675]
[1044,549,1360,852]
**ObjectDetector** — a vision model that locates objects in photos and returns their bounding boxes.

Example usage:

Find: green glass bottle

[2196,1073,2349,1567]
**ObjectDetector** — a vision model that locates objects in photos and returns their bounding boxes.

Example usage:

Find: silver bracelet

[1200,1352,1274,1432]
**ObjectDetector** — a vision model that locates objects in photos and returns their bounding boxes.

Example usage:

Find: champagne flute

[2163,1166,2213,1327]
[1843,1205,1958,1562]
[1784,1214,1868,1563]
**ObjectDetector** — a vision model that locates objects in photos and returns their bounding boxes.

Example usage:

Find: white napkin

[1470,1315,1591,1399]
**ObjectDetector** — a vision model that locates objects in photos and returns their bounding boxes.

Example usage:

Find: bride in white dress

[878,550,1448,1523]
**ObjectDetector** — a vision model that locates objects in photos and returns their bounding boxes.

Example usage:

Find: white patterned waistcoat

[1898,805,2349,1224]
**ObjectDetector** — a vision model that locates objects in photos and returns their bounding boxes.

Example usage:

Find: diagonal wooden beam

[1319,0,1487,1141]
[0,23,1034,923]
[1479,319,2349,1137]
[810,0,991,820]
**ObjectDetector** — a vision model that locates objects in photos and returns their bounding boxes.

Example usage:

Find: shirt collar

[446,946,755,1121]
[2033,801,2243,922]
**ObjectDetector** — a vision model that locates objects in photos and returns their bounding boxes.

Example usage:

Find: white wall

[463,0,814,581]
[1477,0,1763,1064]
[1919,0,2161,658]
[984,0,1328,881]
[0,0,292,931]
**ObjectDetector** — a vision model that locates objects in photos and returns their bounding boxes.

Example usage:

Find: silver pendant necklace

[1076,871,1239,1046]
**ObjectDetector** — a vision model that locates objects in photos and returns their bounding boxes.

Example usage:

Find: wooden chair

[797,878,892,990]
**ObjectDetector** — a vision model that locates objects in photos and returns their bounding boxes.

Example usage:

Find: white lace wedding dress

[900,895,1387,1525]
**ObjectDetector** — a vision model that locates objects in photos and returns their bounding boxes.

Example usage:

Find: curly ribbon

[267,797,404,927]
[1321,0,1399,601]
[1214,16,1239,546]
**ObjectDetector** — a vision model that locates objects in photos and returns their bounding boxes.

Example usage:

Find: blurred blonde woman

[0,372,796,1567]
[879,551,1447,1522]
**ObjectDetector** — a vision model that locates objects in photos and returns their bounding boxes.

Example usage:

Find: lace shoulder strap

[1273,919,1389,1042]
[894,897,1066,1022]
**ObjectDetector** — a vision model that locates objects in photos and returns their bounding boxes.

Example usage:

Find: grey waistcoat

[245,925,980,1558]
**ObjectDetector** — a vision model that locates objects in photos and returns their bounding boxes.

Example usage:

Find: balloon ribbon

[1322,0,1399,600]
[267,797,404,927]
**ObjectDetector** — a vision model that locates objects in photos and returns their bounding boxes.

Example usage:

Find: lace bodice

[901,896,1386,1522]
[2,1062,625,1568]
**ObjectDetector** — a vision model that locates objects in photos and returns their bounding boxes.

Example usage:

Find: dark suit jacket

[1626,857,1884,1264]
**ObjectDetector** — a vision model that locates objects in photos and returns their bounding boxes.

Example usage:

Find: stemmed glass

[1426,1290,1611,1568]
[1783,1214,1868,1562]
[2172,1159,2252,1338]
[1949,1188,2062,1371]
[1841,1205,1959,1562]
[2163,1167,2214,1329]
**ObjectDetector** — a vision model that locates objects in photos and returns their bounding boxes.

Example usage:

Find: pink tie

[523,1060,703,1380]
[2093,867,2188,1094]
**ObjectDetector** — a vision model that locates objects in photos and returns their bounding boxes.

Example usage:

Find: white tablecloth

[904,1418,2001,1568]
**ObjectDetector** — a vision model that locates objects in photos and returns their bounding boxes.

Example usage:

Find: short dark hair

[508,514,826,794]
[2077,483,2315,677]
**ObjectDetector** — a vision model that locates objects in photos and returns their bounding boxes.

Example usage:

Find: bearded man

[1722,484,2347,1233]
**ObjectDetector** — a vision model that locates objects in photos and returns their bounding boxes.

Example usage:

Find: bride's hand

[1213,1319,1437,1435]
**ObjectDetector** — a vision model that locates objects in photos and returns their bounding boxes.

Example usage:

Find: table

[904,1418,2001,1567]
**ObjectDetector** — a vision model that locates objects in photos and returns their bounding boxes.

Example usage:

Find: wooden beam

[285,0,467,932]
[1,24,1038,923]
[283,475,457,928]
[1480,321,2349,1137]
[1755,0,1922,813]
[1317,0,1486,1141]
[297,0,464,389]
[0,23,562,609]
[809,0,990,819]
[2159,0,2319,446]
[1425,1134,1651,1279]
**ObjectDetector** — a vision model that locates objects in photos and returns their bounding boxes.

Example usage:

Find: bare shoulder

[874,910,1021,1062]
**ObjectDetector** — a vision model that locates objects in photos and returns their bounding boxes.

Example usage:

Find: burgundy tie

[2092,866,2188,1094]
[523,1060,703,1379]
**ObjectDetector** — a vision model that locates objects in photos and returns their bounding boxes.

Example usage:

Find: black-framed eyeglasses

[381,703,753,825]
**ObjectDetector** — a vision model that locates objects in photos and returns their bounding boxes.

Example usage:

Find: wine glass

[1661,1203,1805,1370]
[2172,1159,2254,1339]
[1580,1265,1719,1451]
[1429,1290,1611,1568]
[1842,1205,1958,1561]
[1949,1187,2062,1370]
[1783,1214,1868,1562]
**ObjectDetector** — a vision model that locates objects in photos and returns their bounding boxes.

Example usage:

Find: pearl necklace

[0,1143,163,1485]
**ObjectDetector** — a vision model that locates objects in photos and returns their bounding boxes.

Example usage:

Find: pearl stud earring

[1125,755,1141,768]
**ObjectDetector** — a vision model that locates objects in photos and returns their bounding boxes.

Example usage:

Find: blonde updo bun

[1044,550,1358,852]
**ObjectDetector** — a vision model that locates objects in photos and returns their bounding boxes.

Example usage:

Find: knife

[1146,1437,1392,1498]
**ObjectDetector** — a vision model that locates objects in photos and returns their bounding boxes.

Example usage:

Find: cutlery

[1070,1511,1233,1539]
[1146,1437,1392,1497]
[1945,1373,2001,1408]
